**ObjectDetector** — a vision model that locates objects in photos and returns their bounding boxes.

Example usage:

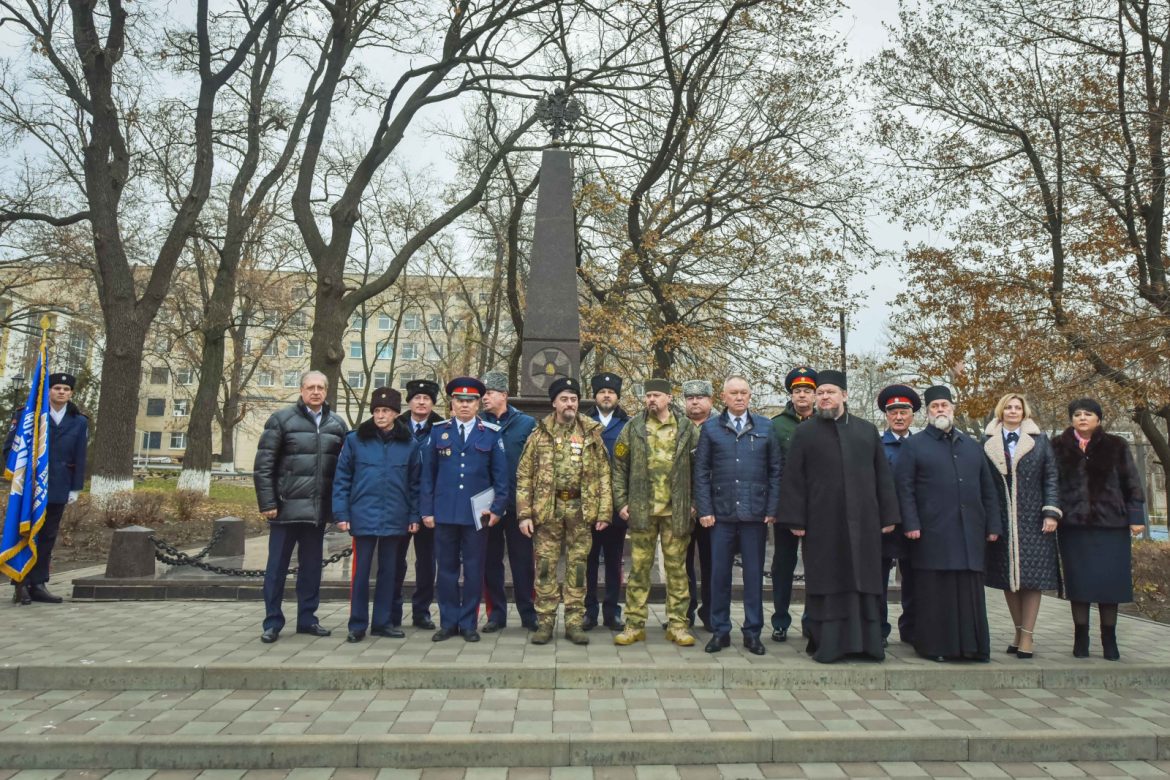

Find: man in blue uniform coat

[584,372,629,631]
[479,371,538,632]
[393,379,444,629]
[5,372,88,605]
[876,383,920,645]
[420,377,510,642]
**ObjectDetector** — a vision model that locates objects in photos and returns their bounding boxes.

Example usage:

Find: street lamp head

[534,87,583,145]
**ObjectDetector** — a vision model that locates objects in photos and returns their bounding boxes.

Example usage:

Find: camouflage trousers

[625,514,691,630]
[534,500,593,630]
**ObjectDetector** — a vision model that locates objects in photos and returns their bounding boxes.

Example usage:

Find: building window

[400,343,418,360]
[150,367,169,384]
[290,311,308,328]
[403,313,422,331]
[262,340,278,357]
[428,314,443,330]
[350,314,364,330]
[175,367,194,385]
[169,432,187,449]
[479,292,490,303]
[145,398,165,417]
[258,371,274,387]
[286,340,304,357]
[378,314,393,331]
[373,371,390,388]
[426,344,444,360]
[283,370,299,388]
[141,431,162,450]
[173,399,189,416]
[376,341,393,360]
[349,341,363,359]
[346,371,365,388]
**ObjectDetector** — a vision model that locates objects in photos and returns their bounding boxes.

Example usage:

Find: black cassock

[779,412,901,663]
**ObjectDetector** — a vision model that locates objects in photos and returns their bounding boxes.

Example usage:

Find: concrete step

[2,686,1170,769]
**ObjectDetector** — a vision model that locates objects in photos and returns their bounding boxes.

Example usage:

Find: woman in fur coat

[982,393,1061,659]
[1051,398,1146,661]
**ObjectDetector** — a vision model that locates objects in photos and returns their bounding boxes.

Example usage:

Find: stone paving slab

[2,597,1168,691]
[2,686,1170,767]
[5,763,1170,779]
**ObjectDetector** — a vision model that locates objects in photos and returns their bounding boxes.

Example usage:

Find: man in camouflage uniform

[612,379,701,647]
[516,377,613,645]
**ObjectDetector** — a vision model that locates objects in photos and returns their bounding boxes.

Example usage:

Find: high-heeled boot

[1073,624,1090,658]
[1101,625,1120,661]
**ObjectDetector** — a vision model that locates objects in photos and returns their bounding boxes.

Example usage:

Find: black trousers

[28,502,65,586]
[262,523,324,632]
[585,520,626,622]
[685,522,712,627]
[483,508,536,627]
[392,524,435,626]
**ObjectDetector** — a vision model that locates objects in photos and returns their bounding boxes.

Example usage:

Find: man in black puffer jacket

[253,370,348,643]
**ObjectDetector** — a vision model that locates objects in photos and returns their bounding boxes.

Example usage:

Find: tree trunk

[310,271,348,405]
[176,326,226,494]
[88,312,148,500]
[219,396,238,473]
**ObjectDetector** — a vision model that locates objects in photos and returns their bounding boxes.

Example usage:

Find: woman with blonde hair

[983,393,1061,659]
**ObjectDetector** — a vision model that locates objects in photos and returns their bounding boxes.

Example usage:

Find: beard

[595,397,616,413]
[817,405,840,420]
[930,414,953,431]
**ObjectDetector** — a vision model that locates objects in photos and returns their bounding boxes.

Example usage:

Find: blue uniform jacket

[880,429,913,559]
[331,419,422,536]
[881,429,913,468]
[480,405,536,501]
[590,405,629,459]
[4,402,88,504]
[420,418,510,525]
[694,410,782,523]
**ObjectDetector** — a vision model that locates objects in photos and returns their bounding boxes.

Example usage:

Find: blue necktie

[735,417,743,433]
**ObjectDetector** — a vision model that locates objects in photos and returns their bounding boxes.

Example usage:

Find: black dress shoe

[27,584,62,603]
[744,636,765,656]
[413,616,436,630]
[347,630,366,643]
[704,634,731,653]
[432,626,458,642]
[260,629,280,644]
[462,629,481,643]
[481,621,505,634]
[604,618,625,631]
[581,616,598,631]
[12,583,31,606]
[296,624,332,637]
[371,626,405,638]
[521,619,539,631]
[771,628,788,642]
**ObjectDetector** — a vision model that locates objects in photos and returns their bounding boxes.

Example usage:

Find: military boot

[565,625,590,645]
[530,623,554,645]
[666,626,696,647]
[614,626,646,646]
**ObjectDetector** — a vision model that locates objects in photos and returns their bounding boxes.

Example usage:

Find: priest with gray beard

[777,370,901,663]
[893,385,1002,662]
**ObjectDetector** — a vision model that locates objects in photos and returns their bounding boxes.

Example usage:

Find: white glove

[67,491,79,504]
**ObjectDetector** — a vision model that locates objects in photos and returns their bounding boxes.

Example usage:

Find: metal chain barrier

[147,528,352,578]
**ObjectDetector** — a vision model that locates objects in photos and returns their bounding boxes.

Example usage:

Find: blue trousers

[686,522,712,627]
[392,524,435,626]
[435,523,488,632]
[585,519,625,622]
[262,523,324,632]
[349,535,405,633]
[711,521,766,639]
[770,524,808,634]
[483,508,536,627]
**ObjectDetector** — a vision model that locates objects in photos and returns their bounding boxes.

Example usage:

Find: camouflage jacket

[612,406,699,538]
[516,413,613,527]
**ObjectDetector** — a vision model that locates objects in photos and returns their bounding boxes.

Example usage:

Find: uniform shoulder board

[480,420,501,432]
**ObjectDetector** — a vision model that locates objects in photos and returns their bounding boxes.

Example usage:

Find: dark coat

[253,401,348,526]
[982,419,1061,592]
[1051,427,1145,528]
[894,425,1003,572]
[612,406,700,537]
[331,418,422,536]
[879,429,913,559]
[481,405,537,501]
[407,411,445,442]
[4,402,88,504]
[770,401,810,457]
[590,405,630,459]
[420,418,510,525]
[779,413,901,596]
[694,410,782,523]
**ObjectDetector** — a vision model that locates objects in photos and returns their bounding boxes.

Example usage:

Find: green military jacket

[771,401,810,457]
[611,406,700,538]
[516,413,612,528]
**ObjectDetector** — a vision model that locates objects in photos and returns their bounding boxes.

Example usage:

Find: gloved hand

[67,491,79,504]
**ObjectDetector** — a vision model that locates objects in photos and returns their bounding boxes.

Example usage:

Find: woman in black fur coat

[1051,398,1146,661]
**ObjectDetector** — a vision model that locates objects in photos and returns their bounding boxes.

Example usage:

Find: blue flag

[0,329,50,581]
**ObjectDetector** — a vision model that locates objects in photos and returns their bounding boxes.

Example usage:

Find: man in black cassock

[778,370,901,663]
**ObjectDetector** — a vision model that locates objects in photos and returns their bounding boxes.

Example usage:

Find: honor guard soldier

[393,379,444,630]
[877,384,921,646]
[5,372,88,605]
[420,377,510,642]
